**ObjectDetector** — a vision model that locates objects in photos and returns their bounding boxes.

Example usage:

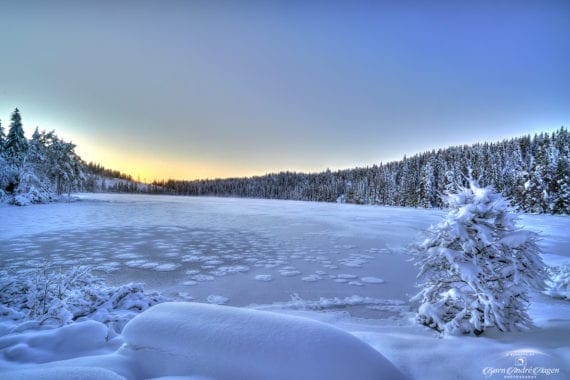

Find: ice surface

[0,194,433,307]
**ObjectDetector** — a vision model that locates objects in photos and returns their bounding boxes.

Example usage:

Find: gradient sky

[0,1,569,181]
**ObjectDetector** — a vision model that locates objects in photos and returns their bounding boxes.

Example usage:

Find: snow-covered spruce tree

[0,119,5,148]
[5,108,28,166]
[16,127,55,204]
[412,179,546,335]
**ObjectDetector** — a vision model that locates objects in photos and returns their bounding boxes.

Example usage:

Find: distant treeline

[85,162,134,182]
[151,128,570,214]
[83,162,150,193]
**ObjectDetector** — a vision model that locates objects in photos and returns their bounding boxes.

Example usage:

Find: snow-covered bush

[0,265,166,333]
[11,175,55,205]
[545,264,570,300]
[11,154,57,205]
[412,179,546,335]
[0,160,17,194]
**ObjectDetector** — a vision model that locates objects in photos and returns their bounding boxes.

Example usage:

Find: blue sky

[0,1,568,180]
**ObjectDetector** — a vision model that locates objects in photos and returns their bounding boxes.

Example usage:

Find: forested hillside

[1,108,568,213]
[83,162,149,193]
[154,128,570,214]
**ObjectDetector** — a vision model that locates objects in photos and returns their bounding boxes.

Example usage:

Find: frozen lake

[2,193,569,315]
[1,194,447,317]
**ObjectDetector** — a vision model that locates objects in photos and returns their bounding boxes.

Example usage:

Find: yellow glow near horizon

[72,138,300,183]
[11,115,333,183]
[75,144,245,182]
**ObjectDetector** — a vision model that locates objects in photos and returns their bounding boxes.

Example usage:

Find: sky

[0,1,569,181]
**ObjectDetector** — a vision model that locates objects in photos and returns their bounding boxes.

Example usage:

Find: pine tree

[0,119,5,153]
[5,108,28,165]
[419,161,436,208]
[0,119,8,196]
[46,135,83,196]
[553,156,570,214]
[16,127,54,203]
[412,180,546,335]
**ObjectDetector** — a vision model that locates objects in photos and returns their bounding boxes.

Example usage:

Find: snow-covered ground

[0,193,568,379]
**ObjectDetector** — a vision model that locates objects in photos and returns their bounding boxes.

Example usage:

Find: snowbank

[0,320,108,363]
[121,302,406,380]
[0,366,126,380]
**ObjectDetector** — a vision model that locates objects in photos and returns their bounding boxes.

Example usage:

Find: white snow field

[0,193,569,379]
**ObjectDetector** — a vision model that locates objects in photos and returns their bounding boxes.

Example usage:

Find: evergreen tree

[16,127,53,203]
[0,119,5,153]
[5,108,28,165]
[419,161,436,208]
[44,133,82,196]
[0,119,8,195]
[412,180,546,335]
[553,156,570,214]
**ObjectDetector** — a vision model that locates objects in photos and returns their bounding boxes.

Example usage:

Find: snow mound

[0,366,126,380]
[254,274,273,282]
[301,274,322,282]
[153,263,180,272]
[278,269,301,277]
[0,320,108,363]
[122,302,405,380]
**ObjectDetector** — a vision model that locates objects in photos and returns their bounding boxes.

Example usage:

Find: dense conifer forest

[152,128,570,214]
[1,108,568,213]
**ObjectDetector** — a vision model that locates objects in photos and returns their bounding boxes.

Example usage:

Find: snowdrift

[1,367,126,380]
[0,320,108,363]
[1,302,405,379]
[121,302,405,380]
